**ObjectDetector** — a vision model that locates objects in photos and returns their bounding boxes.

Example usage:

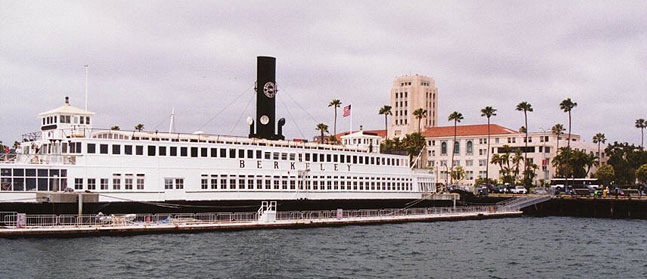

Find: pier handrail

[1,205,518,229]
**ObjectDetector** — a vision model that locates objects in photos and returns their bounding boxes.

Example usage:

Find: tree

[593,164,615,187]
[635,118,646,149]
[604,142,647,185]
[516,101,533,187]
[315,123,329,143]
[480,106,497,184]
[379,105,392,138]
[402,132,426,167]
[560,98,577,187]
[451,166,466,184]
[592,133,606,167]
[635,164,647,185]
[413,108,428,133]
[448,111,463,184]
[328,99,342,138]
[551,123,565,154]
[134,124,144,132]
[111,126,121,131]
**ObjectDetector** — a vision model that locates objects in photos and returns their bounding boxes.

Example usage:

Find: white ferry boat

[0,57,436,214]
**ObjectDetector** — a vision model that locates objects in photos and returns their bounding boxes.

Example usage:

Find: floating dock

[0,202,521,238]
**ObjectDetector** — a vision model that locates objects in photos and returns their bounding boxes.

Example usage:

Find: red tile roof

[423,124,517,137]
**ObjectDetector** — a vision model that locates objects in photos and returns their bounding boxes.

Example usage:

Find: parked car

[510,186,528,194]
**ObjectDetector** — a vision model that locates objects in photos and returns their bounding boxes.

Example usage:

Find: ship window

[201,176,208,189]
[137,173,144,190]
[256,150,262,159]
[164,178,173,189]
[326,154,331,162]
[211,177,217,189]
[220,175,227,189]
[240,177,246,189]
[273,176,280,190]
[265,176,271,190]
[98,144,108,154]
[87,178,96,190]
[112,145,121,155]
[247,175,254,189]
[228,148,235,159]
[220,148,226,158]
[273,152,279,160]
[239,149,245,159]
[86,117,90,125]
[230,177,237,189]
[281,153,287,160]
[135,146,144,155]
[159,146,167,156]
[87,143,96,154]
[282,176,288,189]
[101,178,109,190]
[211,148,217,157]
[124,145,132,155]
[312,153,318,162]
[201,148,208,157]
[191,147,198,157]
[75,178,83,190]
[38,169,48,177]
[80,116,84,124]
[256,177,263,189]
[333,154,338,162]
[26,169,36,177]
[290,153,296,161]
[125,175,133,190]
[113,175,121,190]
[148,146,156,156]
[180,147,188,157]
[13,169,24,176]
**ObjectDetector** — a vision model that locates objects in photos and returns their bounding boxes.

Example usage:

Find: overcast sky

[2,1,646,147]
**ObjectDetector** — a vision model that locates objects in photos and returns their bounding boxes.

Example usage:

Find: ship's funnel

[252,56,284,140]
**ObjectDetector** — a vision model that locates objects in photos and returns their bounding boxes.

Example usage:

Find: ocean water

[1,217,645,279]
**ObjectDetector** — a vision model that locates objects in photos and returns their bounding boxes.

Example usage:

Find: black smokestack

[254,56,278,140]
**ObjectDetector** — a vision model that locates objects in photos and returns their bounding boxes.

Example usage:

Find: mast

[84,65,89,111]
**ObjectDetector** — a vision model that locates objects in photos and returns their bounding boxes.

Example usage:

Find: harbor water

[1,216,645,279]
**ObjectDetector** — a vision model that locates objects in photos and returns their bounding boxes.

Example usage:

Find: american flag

[343,105,351,117]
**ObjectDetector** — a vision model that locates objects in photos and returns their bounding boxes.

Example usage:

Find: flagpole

[84,65,88,111]
[349,104,352,133]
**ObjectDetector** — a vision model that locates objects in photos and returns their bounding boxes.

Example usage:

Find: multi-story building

[422,124,604,186]
[389,75,438,138]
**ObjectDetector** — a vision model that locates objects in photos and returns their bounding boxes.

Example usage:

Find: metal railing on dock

[1,205,519,229]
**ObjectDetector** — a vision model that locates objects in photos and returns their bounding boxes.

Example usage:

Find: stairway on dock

[497,195,551,211]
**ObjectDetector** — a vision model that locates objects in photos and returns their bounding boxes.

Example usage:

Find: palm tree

[378,105,392,138]
[551,123,565,154]
[516,101,533,186]
[480,106,497,184]
[315,123,329,144]
[328,99,342,138]
[448,111,463,184]
[635,118,646,148]
[560,98,577,190]
[592,133,606,167]
[111,125,120,131]
[134,124,144,132]
[413,108,428,133]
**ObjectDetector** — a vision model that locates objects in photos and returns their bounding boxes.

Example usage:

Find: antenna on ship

[84,65,89,111]
[169,107,175,133]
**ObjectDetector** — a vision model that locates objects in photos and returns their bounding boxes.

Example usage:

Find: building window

[453,141,460,154]
[441,142,447,155]
[466,141,473,155]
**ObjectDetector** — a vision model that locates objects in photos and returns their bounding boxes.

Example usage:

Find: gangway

[257,201,277,223]
[497,195,551,211]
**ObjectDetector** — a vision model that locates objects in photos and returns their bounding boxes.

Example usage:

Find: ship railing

[1,205,517,228]
[7,154,78,165]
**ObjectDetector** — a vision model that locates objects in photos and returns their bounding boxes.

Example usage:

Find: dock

[0,202,521,238]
